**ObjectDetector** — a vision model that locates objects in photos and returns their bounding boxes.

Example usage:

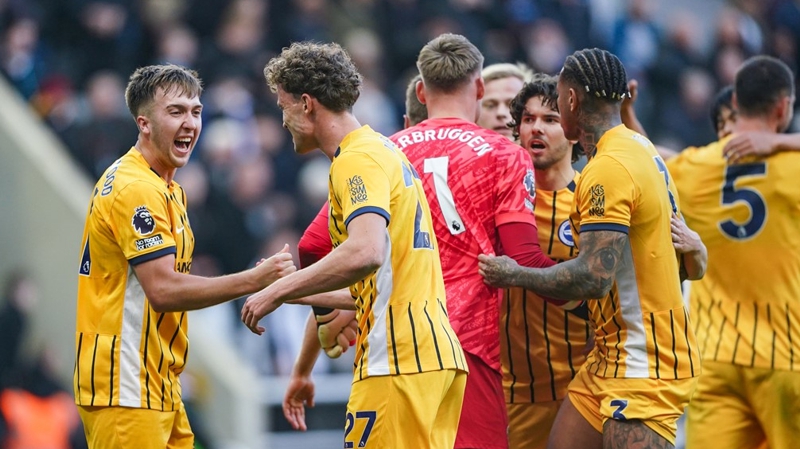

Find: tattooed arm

[478,230,629,300]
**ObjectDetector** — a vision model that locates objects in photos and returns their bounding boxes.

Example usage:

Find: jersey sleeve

[330,151,392,228]
[298,202,332,269]
[576,155,635,234]
[111,181,177,264]
[492,144,537,227]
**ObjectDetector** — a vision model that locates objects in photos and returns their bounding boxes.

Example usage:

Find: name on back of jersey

[395,128,494,156]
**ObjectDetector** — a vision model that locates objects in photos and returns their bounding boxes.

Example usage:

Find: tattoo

[511,230,629,300]
[598,247,618,271]
[603,419,674,449]
[578,111,620,160]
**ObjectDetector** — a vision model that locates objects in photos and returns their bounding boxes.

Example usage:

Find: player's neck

[535,158,575,191]
[734,116,780,134]
[317,112,363,160]
[425,94,478,122]
[134,140,176,185]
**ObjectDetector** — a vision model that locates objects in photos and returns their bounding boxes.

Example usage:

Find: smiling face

[276,87,317,155]
[518,95,571,170]
[478,75,524,139]
[139,86,202,179]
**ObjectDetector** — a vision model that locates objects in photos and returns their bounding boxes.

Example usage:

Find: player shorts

[455,351,509,449]
[345,368,466,449]
[78,403,193,449]
[686,360,800,449]
[506,400,563,449]
[567,365,697,445]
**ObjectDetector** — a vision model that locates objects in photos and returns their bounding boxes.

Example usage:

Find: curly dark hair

[509,74,582,162]
[264,41,362,112]
[560,48,628,109]
[509,73,558,140]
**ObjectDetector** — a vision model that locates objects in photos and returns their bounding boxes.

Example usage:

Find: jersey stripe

[616,248,648,378]
[119,267,145,407]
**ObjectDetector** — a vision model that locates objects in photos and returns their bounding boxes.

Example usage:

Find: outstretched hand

[254,243,296,288]
[283,374,315,431]
[477,254,520,288]
[241,244,297,335]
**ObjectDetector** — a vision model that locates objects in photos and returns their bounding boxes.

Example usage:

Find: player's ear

[136,115,149,134]
[475,76,485,101]
[403,114,411,130]
[776,94,793,128]
[416,79,426,105]
[301,93,314,114]
[568,87,579,113]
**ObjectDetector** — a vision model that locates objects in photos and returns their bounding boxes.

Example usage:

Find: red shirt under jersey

[391,117,551,372]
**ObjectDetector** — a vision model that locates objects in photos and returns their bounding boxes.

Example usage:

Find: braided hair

[560,48,629,104]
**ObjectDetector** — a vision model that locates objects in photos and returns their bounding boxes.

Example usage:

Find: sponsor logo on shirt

[348,175,368,205]
[589,184,605,217]
[132,205,156,235]
[135,234,164,251]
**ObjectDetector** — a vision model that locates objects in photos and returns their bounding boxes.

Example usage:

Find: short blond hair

[482,62,533,84]
[417,33,484,94]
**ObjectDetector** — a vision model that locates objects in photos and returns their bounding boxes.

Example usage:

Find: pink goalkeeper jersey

[391,117,538,372]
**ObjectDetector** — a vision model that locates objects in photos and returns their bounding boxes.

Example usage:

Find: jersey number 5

[718,163,767,240]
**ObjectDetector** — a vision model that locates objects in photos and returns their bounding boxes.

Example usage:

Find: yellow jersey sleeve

[575,155,635,233]
[330,150,392,228]
[110,180,177,264]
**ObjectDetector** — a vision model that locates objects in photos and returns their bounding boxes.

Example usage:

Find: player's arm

[284,290,355,310]
[498,222,557,269]
[295,202,350,314]
[241,212,385,334]
[133,245,295,313]
[479,229,627,300]
[283,311,321,431]
[671,213,707,281]
[723,131,800,163]
[498,222,589,318]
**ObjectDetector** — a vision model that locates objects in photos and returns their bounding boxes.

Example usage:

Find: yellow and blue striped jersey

[667,138,800,371]
[573,125,701,380]
[75,148,193,410]
[501,171,592,403]
[328,126,466,381]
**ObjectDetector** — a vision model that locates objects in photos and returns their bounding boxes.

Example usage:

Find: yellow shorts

[345,369,466,449]
[686,360,800,449]
[78,404,193,449]
[507,400,563,449]
[567,366,697,444]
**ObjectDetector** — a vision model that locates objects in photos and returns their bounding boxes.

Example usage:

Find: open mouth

[529,140,546,151]
[174,137,192,152]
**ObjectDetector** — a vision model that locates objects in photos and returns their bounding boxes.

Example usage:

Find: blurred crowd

[1,0,799,376]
